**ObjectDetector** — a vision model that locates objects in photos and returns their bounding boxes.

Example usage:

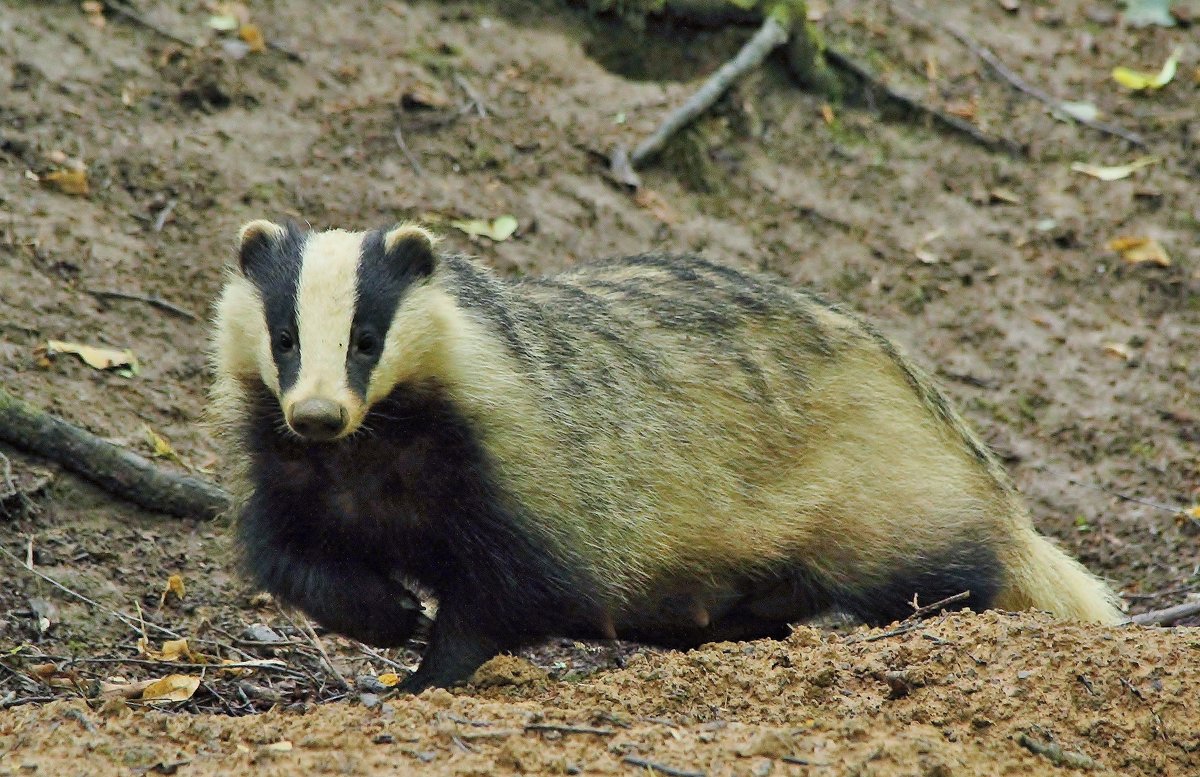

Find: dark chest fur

[236,382,601,646]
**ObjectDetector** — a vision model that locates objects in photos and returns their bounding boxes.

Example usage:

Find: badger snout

[288,398,348,441]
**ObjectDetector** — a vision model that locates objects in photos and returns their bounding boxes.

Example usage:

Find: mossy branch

[0,387,231,520]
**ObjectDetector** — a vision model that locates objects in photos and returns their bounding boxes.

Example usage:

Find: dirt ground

[0,0,1197,774]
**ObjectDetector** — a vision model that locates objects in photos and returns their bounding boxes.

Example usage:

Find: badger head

[212,220,441,442]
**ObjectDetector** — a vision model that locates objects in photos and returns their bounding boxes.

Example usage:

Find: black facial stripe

[348,228,436,398]
[243,222,307,394]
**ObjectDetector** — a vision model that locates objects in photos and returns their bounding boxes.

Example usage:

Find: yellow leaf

[43,340,138,375]
[449,215,518,242]
[1102,342,1132,360]
[1106,235,1171,267]
[43,168,89,196]
[1070,156,1160,181]
[141,674,200,702]
[161,573,186,605]
[376,672,401,687]
[145,426,177,458]
[239,23,266,53]
[1112,47,1182,90]
[1186,505,1200,519]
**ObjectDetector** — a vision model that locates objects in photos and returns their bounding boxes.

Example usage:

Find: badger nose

[289,399,347,441]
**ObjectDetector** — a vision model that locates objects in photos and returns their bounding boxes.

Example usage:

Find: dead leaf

[1102,342,1132,360]
[1186,505,1200,520]
[206,15,239,31]
[239,23,266,53]
[141,674,200,702]
[1112,47,1182,90]
[41,340,138,376]
[43,169,89,196]
[81,0,106,28]
[160,573,187,607]
[634,189,677,225]
[145,427,183,465]
[99,678,154,700]
[1107,236,1171,267]
[450,215,518,242]
[945,98,977,121]
[377,672,401,687]
[1071,156,1160,181]
[261,741,293,753]
[820,103,835,125]
[989,187,1022,204]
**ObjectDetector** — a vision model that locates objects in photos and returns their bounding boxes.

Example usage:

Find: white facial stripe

[290,229,362,404]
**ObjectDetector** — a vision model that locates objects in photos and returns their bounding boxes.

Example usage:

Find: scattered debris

[1071,156,1159,181]
[38,340,138,377]
[1107,235,1172,267]
[1113,47,1183,91]
[450,215,519,242]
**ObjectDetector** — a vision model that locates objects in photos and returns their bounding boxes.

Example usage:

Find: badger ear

[382,224,438,279]
[236,219,286,276]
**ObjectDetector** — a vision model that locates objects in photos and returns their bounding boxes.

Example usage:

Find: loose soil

[1,1,1197,775]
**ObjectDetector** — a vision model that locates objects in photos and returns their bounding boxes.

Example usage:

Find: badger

[209,219,1124,692]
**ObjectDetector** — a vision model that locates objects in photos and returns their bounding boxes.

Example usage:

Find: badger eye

[354,331,379,356]
[276,330,295,353]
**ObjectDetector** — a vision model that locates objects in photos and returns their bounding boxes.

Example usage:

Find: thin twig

[453,74,489,118]
[0,543,184,640]
[393,126,425,176]
[824,48,1020,155]
[152,199,176,232]
[621,756,705,777]
[280,608,351,692]
[85,288,199,322]
[1131,600,1200,627]
[631,14,789,166]
[525,723,616,736]
[849,591,971,643]
[101,1,195,47]
[1067,479,1190,517]
[888,0,1146,147]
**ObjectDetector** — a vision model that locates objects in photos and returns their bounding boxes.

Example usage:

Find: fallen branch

[1131,600,1200,627]
[0,388,230,520]
[888,0,1145,148]
[1017,733,1100,770]
[630,13,789,167]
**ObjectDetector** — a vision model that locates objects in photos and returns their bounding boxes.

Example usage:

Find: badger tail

[995,528,1126,624]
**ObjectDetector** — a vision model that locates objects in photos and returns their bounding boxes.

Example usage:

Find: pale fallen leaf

[989,187,1022,204]
[1054,101,1099,122]
[141,674,200,702]
[99,678,155,700]
[1107,235,1171,267]
[1071,156,1160,181]
[1112,47,1182,90]
[450,215,518,242]
[159,639,199,662]
[43,169,89,196]
[1122,0,1176,27]
[207,14,239,31]
[1102,342,1132,360]
[42,341,138,376]
[261,741,293,753]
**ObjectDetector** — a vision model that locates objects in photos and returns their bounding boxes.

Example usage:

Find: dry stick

[0,388,230,520]
[887,0,1146,148]
[823,48,1019,154]
[849,591,971,643]
[1131,600,1200,627]
[393,126,425,177]
[100,0,195,48]
[621,756,705,777]
[85,288,199,322]
[630,14,789,167]
[280,608,352,692]
[0,543,183,640]
[525,723,616,736]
